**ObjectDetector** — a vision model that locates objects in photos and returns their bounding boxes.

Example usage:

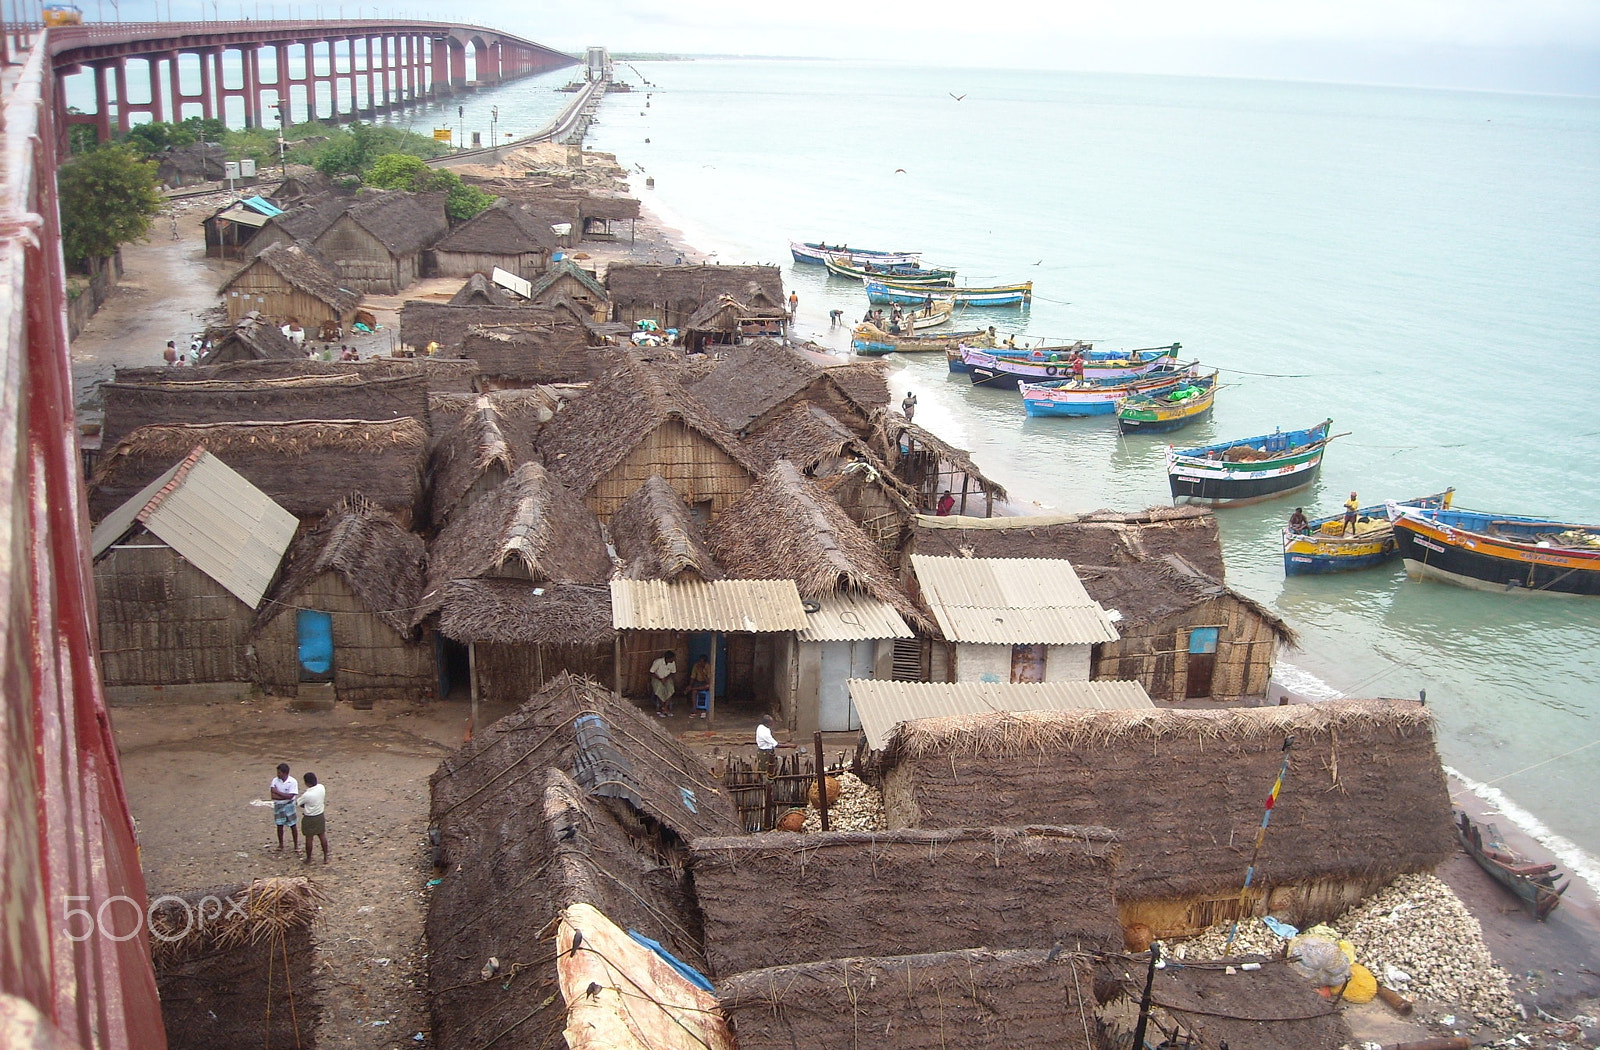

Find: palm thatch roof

[398,301,595,355]
[100,370,429,446]
[457,321,611,384]
[256,496,425,636]
[88,418,428,526]
[683,294,788,331]
[436,578,613,645]
[343,189,449,256]
[688,339,875,436]
[222,241,360,317]
[706,461,927,629]
[537,356,762,497]
[113,357,480,392]
[426,391,551,527]
[874,410,1008,500]
[448,272,520,306]
[825,359,890,410]
[202,313,300,364]
[748,401,916,499]
[529,260,607,304]
[609,475,722,582]
[267,171,334,203]
[415,461,612,626]
[262,194,350,243]
[604,263,782,313]
[1080,554,1296,643]
[434,199,555,254]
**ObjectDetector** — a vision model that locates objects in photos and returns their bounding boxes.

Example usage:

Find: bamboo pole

[707,631,719,731]
[814,731,829,831]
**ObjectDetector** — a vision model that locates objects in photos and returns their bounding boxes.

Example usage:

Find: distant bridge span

[44,19,577,154]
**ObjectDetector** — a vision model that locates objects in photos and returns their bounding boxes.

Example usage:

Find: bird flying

[949,92,966,101]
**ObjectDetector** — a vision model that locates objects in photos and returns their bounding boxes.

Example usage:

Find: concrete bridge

[44,19,577,154]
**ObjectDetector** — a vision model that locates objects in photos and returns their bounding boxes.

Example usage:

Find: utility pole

[490,104,497,152]
[457,103,463,152]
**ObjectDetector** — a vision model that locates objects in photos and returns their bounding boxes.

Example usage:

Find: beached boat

[866,280,1032,308]
[1167,419,1336,506]
[1281,489,1454,576]
[853,326,991,355]
[1019,366,1199,418]
[824,257,954,283]
[1455,809,1567,920]
[965,346,1178,389]
[790,241,921,267]
[1387,503,1600,596]
[1115,372,1220,434]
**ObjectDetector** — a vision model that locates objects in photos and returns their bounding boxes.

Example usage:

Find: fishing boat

[853,327,991,356]
[866,280,1032,308]
[1167,419,1336,506]
[965,346,1178,389]
[1455,809,1567,920]
[1019,366,1199,418]
[1115,372,1220,434]
[789,241,921,267]
[824,256,955,283]
[1387,503,1600,596]
[1281,489,1454,576]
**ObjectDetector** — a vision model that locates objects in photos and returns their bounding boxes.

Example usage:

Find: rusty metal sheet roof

[90,449,297,609]
[909,554,1120,645]
[610,578,808,632]
[798,591,913,642]
[848,678,1155,750]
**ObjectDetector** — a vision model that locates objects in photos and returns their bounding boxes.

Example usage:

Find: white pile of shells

[1176,916,1282,959]
[801,772,886,832]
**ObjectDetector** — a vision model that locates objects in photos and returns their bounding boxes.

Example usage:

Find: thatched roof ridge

[912,507,1223,577]
[1078,554,1297,644]
[529,260,606,303]
[345,189,449,256]
[112,358,479,391]
[426,392,550,525]
[458,321,607,384]
[266,194,350,243]
[436,578,613,645]
[689,339,873,436]
[825,360,890,410]
[609,475,722,582]
[205,313,299,362]
[448,272,519,306]
[537,356,762,495]
[224,240,360,316]
[257,496,425,636]
[148,877,325,964]
[876,410,1007,499]
[434,199,555,254]
[604,263,782,311]
[707,461,927,629]
[416,461,611,624]
[398,300,593,355]
[747,402,916,501]
[886,697,1431,760]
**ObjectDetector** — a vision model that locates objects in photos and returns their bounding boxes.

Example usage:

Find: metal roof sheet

[90,450,297,609]
[910,554,1120,645]
[798,592,913,642]
[217,203,271,228]
[610,578,808,632]
[848,678,1155,750]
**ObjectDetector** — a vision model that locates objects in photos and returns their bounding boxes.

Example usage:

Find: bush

[57,145,165,267]
[361,151,495,221]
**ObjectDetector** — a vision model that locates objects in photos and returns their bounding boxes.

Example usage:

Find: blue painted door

[1185,627,1219,698]
[296,610,334,681]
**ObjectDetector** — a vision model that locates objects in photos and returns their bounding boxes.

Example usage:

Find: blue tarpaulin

[242,194,284,217]
[626,931,714,992]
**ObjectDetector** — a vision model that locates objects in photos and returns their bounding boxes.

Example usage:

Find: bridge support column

[112,60,131,134]
[241,47,259,128]
[363,36,376,114]
[197,46,214,120]
[167,50,182,122]
[147,58,164,124]
[92,62,112,142]
[275,42,291,123]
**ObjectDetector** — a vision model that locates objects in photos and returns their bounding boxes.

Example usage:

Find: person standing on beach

[788,291,799,319]
[755,715,792,776]
[297,772,329,864]
[901,391,918,422]
[163,340,177,365]
[270,763,299,852]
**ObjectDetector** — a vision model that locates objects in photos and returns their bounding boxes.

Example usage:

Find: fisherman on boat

[1289,507,1309,534]
[1342,491,1360,536]
[1070,351,1085,381]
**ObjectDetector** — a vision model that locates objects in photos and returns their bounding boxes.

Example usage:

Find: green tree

[361,151,495,221]
[57,145,165,267]
[364,152,428,189]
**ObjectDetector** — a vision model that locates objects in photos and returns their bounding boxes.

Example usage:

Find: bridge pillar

[274,42,291,123]
[92,61,112,142]
[197,46,214,120]
[363,36,376,114]
[244,46,261,128]
[112,59,131,134]
[449,38,466,90]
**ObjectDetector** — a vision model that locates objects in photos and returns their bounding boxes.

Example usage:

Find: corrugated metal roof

[90,450,298,609]
[610,578,808,632]
[217,203,271,228]
[910,554,1119,645]
[848,678,1155,750]
[798,592,913,642]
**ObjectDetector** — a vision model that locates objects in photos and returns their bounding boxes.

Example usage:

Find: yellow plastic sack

[1337,939,1357,965]
[1343,963,1377,1003]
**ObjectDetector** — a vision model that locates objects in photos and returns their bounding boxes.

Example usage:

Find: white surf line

[1445,765,1600,900]
[1270,661,1346,701]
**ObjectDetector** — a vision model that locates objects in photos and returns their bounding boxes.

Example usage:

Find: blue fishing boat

[1167,420,1337,506]
[1019,367,1199,417]
[965,346,1178,388]
[866,280,1032,308]
[1389,504,1600,596]
[1282,489,1454,575]
[790,241,921,267]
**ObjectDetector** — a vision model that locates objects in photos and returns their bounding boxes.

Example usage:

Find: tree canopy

[57,145,165,267]
[362,151,495,221]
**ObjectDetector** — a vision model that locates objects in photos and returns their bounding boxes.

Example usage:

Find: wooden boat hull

[966,349,1176,389]
[867,280,1033,308]
[1282,490,1453,576]
[1020,369,1197,417]
[1168,420,1333,507]
[825,257,954,283]
[1455,809,1566,920]
[1392,510,1600,597]
[854,327,987,356]
[1116,375,1218,433]
[790,241,921,266]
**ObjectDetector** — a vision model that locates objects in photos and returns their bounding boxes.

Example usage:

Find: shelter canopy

[848,678,1153,750]
[910,554,1119,645]
[610,578,808,633]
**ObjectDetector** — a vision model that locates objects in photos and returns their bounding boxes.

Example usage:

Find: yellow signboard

[433,128,453,142]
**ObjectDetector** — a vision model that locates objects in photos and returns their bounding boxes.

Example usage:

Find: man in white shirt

[648,650,677,717]
[755,714,793,776]
[297,771,329,864]
[270,763,299,852]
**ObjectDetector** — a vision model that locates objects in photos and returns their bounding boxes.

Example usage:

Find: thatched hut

[431,199,556,279]
[825,358,891,412]
[251,497,434,706]
[688,339,874,437]
[873,412,1007,516]
[199,313,300,365]
[446,272,518,306]
[528,260,609,322]
[537,357,761,523]
[605,264,784,329]
[681,294,788,352]
[747,401,918,555]
[90,449,297,692]
[876,699,1458,938]
[219,240,360,327]
[426,389,553,528]
[428,674,740,1049]
[150,879,324,1050]
[415,462,615,702]
[267,171,334,204]
[457,320,611,387]
[610,475,722,583]
[397,301,595,356]
[688,824,1122,976]
[719,948,1099,1050]
[202,195,282,259]
[112,357,480,393]
[909,510,1295,701]
[88,418,429,528]
[707,462,925,733]
[99,369,429,446]
[311,190,449,293]
[247,194,352,255]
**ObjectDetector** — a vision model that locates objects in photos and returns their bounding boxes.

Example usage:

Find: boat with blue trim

[824,256,954,283]
[1387,503,1600,596]
[853,326,990,356]
[1167,419,1337,506]
[1282,489,1454,575]
[866,280,1032,308]
[790,241,921,267]
[1115,371,1220,433]
[964,345,1179,388]
[1020,366,1202,417]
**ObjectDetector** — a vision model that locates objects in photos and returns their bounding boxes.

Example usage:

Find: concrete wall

[953,642,1091,683]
